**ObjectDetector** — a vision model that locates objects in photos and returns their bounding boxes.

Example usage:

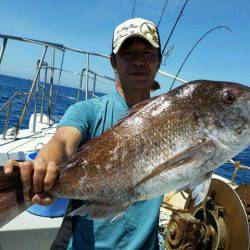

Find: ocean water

[0,74,249,184]
[0,74,104,132]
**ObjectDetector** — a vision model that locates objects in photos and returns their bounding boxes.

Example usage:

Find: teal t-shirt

[58,90,162,250]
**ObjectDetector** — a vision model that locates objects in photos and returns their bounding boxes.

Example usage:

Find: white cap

[112,18,160,54]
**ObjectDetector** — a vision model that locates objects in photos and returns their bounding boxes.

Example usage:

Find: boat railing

[50,66,116,102]
[0,65,116,140]
[0,34,114,139]
[0,91,28,139]
[158,70,187,86]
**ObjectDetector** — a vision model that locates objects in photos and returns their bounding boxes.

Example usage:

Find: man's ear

[158,53,162,70]
[110,54,117,70]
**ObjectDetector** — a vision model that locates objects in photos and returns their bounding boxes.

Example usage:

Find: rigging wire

[157,0,169,28]
[169,26,233,91]
[162,0,190,55]
[132,0,137,18]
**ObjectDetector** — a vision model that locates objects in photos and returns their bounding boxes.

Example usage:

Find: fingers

[32,160,59,206]
[32,193,55,206]
[43,161,59,192]
[33,158,47,193]
[19,161,34,195]
[4,160,22,174]
[33,159,59,193]
[4,160,34,201]
[4,158,58,206]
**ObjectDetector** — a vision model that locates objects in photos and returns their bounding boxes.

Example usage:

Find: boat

[0,34,249,250]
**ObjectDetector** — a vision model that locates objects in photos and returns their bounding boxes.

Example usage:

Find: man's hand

[3,126,82,206]
[4,158,59,205]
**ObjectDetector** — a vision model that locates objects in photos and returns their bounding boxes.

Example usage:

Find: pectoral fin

[166,171,213,207]
[189,172,213,206]
[132,140,214,190]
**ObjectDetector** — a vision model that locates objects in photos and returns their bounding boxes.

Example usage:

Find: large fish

[0,80,250,226]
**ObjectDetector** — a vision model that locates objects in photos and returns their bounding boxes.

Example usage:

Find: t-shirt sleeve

[57,101,94,143]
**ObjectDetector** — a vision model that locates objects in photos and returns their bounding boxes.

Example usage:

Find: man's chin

[127,80,151,89]
[129,74,148,81]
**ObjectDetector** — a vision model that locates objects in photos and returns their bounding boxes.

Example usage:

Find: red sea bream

[1,80,250,224]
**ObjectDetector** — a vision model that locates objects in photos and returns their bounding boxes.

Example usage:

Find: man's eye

[122,51,132,55]
[144,50,152,55]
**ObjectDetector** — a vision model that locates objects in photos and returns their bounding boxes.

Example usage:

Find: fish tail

[0,166,30,228]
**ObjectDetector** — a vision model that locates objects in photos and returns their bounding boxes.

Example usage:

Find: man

[5,17,162,249]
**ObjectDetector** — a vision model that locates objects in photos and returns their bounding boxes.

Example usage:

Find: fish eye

[222,91,236,104]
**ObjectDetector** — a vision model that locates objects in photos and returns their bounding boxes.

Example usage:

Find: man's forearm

[35,126,82,165]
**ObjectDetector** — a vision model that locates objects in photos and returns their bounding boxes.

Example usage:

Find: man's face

[112,37,161,91]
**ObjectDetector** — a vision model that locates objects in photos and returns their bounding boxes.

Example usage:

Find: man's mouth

[129,72,147,76]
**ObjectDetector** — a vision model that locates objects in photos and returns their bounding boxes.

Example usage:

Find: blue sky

[0,0,250,93]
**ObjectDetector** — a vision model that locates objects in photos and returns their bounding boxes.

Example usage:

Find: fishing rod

[161,0,190,55]
[169,26,233,91]
[157,0,169,28]
[163,44,174,66]
[132,0,137,18]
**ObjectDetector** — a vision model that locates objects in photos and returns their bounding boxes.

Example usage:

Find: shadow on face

[110,37,162,91]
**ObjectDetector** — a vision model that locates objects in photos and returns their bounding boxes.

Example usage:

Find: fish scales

[52,92,197,202]
[49,80,250,207]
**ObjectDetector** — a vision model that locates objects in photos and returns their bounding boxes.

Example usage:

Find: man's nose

[131,54,145,66]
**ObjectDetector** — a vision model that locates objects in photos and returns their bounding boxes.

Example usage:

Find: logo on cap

[140,22,159,44]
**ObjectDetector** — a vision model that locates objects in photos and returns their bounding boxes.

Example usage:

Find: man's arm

[4,126,82,205]
[37,126,82,164]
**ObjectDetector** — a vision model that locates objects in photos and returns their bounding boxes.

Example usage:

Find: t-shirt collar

[115,89,129,109]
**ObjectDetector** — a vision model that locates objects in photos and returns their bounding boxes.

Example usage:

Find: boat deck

[0,114,57,165]
[0,211,62,250]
